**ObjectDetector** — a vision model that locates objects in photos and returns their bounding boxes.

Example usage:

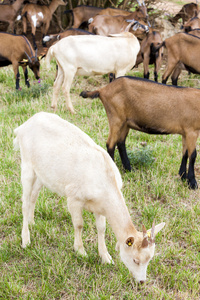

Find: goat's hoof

[101,252,114,264]
[188,180,198,190]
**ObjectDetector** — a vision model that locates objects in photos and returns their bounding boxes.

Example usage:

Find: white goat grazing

[45,32,140,113]
[14,112,165,283]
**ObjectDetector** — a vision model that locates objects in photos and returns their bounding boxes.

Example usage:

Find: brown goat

[155,32,200,85]
[170,29,200,85]
[170,2,199,26]
[17,0,66,49]
[183,16,200,32]
[0,0,25,33]
[0,32,44,89]
[88,14,149,40]
[135,30,163,81]
[80,76,200,189]
[64,5,103,29]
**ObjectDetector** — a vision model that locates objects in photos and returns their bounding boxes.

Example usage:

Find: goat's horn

[150,219,155,243]
[35,48,38,61]
[141,224,149,248]
[125,19,137,32]
[136,0,142,6]
[142,0,145,6]
[25,51,32,63]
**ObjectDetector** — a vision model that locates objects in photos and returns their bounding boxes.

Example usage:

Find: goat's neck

[105,191,138,242]
[12,0,24,12]
[49,0,62,15]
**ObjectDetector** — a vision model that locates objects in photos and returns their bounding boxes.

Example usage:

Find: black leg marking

[179,150,188,181]
[16,71,20,90]
[117,141,131,171]
[187,149,198,189]
[24,67,30,88]
[106,143,115,161]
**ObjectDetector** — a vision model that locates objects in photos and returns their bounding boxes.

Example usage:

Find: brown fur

[0,0,24,33]
[135,30,163,81]
[0,32,42,89]
[170,2,199,26]
[19,0,65,49]
[80,76,200,189]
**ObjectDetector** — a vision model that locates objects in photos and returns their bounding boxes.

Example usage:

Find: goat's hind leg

[28,177,43,225]
[67,198,87,256]
[51,66,64,111]
[62,69,76,114]
[21,163,37,248]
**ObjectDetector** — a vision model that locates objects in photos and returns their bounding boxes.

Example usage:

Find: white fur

[14,112,165,282]
[45,32,140,113]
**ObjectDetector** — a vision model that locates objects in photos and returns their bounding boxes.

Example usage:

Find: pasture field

[0,57,200,300]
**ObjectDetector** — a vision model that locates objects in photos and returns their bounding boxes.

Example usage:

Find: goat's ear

[18,59,29,66]
[125,236,134,247]
[147,222,165,238]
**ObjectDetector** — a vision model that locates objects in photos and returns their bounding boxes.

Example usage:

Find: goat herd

[1,0,200,284]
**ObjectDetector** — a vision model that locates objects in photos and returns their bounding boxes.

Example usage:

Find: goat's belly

[76,67,109,76]
[0,55,11,67]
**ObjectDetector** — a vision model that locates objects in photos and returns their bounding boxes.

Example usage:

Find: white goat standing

[45,32,140,113]
[14,112,165,283]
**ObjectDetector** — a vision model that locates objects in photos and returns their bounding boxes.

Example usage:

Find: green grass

[0,57,200,300]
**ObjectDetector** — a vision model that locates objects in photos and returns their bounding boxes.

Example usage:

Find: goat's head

[182,16,200,32]
[116,221,165,283]
[136,0,148,21]
[19,50,45,79]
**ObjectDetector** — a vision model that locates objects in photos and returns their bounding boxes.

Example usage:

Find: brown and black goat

[0,0,25,33]
[170,2,199,26]
[154,32,200,85]
[0,32,44,89]
[17,0,66,49]
[80,76,200,189]
[135,30,163,81]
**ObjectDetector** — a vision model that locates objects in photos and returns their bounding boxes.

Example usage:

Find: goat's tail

[80,90,100,99]
[152,41,165,54]
[43,34,59,43]
[45,47,54,69]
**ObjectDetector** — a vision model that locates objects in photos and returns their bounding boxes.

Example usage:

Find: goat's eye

[133,259,139,265]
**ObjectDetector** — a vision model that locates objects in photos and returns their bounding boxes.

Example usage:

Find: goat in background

[0,0,25,33]
[0,32,44,89]
[17,0,66,49]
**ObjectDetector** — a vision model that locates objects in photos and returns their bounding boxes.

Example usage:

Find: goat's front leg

[162,59,178,84]
[67,198,87,256]
[13,63,20,89]
[187,149,198,189]
[95,213,113,264]
[184,132,199,189]
[23,66,30,88]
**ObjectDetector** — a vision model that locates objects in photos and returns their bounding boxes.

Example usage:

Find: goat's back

[14,112,122,198]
